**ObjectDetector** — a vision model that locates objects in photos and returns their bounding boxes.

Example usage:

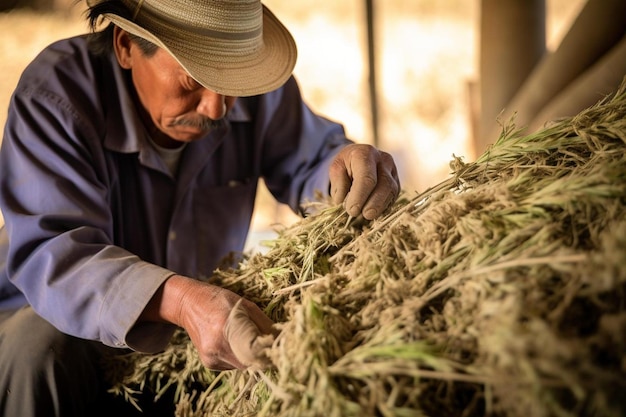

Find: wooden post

[489,0,626,139]
[365,0,380,147]
[477,0,546,153]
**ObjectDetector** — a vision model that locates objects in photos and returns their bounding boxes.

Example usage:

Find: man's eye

[184,77,202,90]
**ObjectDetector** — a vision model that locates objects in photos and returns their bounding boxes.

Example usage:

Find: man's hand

[142,275,275,370]
[329,143,400,220]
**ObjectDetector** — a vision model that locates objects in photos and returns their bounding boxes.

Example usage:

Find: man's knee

[0,307,102,414]
[0,307,78,371]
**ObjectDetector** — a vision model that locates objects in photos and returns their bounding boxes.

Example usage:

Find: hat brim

[96,4,297,97]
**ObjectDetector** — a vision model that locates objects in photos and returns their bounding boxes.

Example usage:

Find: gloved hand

[176,283,276,370]
[223,299,276,369]
[142,275,276,370]
[329,143,400,220]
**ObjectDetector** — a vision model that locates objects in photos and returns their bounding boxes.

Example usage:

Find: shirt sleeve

[256,76,353,214]
[0,80,174,353]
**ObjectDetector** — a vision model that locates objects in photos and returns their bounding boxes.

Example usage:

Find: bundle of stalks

[106,80,626,417]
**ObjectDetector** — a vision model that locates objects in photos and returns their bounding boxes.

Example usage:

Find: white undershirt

[149,139,186,176]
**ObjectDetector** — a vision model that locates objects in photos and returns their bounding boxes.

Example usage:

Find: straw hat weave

[86,0,297,96]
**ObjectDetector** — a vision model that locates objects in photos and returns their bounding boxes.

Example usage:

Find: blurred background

[0,0,597,248]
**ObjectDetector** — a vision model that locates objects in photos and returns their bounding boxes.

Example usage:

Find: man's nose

[197,90,227,120]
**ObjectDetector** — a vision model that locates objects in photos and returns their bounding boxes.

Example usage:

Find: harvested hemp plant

[106,80,626,417]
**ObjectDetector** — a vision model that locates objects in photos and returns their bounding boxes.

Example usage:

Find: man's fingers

[344,156,378,217]
[331,145,379,216]
[329,156,352,205]
[223,299,274,369]
[361,152,400,219]
[330,144,400,219]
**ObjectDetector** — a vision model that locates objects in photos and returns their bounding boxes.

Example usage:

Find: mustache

[168,116,224,131]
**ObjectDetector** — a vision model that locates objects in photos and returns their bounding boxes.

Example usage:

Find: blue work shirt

[0,35,350,352]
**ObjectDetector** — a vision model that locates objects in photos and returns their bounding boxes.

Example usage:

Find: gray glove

[223,299,276,369]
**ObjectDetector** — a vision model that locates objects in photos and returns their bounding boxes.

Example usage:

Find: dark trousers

[0,306,175,417]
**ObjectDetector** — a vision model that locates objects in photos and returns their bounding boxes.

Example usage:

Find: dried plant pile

[107,82,626,417]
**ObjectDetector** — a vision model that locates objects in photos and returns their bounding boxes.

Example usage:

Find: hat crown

[122,0,263,40]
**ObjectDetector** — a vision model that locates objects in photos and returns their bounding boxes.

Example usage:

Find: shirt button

[169,231,176,241]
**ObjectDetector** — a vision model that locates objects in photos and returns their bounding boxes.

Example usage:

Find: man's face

[115,30,237,146]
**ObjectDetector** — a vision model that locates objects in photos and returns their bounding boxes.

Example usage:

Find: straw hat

[86,0,297,97]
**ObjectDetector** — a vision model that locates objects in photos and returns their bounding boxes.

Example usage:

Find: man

[0,0,400,415]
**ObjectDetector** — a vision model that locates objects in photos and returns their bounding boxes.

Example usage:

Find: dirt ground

[0,0,585,243]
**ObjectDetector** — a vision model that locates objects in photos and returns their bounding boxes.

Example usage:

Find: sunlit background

[0,0,585,247]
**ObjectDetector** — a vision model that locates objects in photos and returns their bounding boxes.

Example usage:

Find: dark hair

[85,0,158,57]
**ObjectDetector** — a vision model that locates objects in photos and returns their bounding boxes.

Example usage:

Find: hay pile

[106,81,626,417]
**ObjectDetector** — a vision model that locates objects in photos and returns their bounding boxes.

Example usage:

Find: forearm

[259,77,351,210]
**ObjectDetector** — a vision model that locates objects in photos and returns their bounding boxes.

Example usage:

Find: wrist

[140,274,193,326]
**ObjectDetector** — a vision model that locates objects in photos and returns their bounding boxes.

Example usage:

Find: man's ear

[113,26,133,69]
